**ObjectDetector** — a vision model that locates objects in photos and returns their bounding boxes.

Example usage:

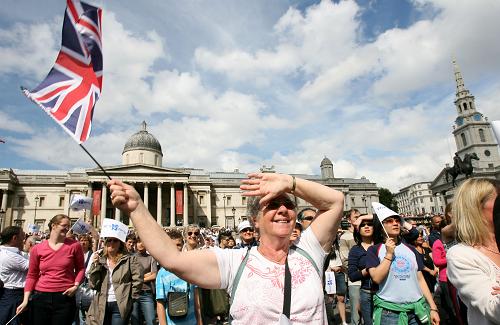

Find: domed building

[122,121,163,166]
[0,123,378,231]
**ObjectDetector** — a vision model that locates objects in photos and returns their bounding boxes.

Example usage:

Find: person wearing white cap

[365,203,439,325]
[86,220,144,325]
[235,220,257,249]
[108,171,344,324]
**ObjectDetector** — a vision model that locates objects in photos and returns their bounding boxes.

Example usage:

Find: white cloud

[0,111,35,134]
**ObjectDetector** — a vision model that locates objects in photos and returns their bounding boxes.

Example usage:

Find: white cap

[371,202,401,223]
[237,220,252,233]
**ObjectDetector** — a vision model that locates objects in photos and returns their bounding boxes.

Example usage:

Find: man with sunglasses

[234,220,258,249]
[298,208,317,230]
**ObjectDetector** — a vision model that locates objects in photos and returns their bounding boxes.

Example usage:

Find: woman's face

[382,217,401,238]
[105,238,121,254]
[79,237,90,251]
[257,195,297,239]
[52,218,71,238]
[415,233,424,245]
[358,220,373,239]
[186,228,200,246]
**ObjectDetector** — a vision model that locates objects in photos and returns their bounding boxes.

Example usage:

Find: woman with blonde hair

[183,225,202,251]
[86,233,143,325]
[447,178,500,325]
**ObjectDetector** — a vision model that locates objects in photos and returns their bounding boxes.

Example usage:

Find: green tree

[378,187,398,212]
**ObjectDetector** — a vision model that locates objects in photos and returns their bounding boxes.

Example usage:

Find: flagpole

[79,144,112,180]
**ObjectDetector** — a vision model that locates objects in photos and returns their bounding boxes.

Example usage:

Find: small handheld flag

[371,202,401,238]
[70,194,93,211]
[71,217,92,235]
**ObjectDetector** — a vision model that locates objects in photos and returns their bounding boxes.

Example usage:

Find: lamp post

[0,209,5,232]
[34,196,39,220]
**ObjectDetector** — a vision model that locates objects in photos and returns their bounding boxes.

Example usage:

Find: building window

[18,196,25,207]
[242,197,247,206]
[59,196,65,207]
[420,198,423,203]
[199,195,204,205]
[461,133,467,147]
[139,153,144,163]
[485,150,491,157]
[226,196,231,206]
[479,129,486,142]
[39,197,45,207]
[463,102,467,110]
[430,197,433,202]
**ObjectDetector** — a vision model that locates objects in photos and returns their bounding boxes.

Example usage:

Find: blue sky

[1,0,500,192]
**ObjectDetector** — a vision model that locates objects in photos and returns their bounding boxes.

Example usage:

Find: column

[170,183,175,227]
[206,189,212,226]
[144,182,149,209]
[115,208,121,222]
[157,183,162,225]
[64,190,71,216]
[100,184,107,223]
[1,191,8,229]
[86,183,93,224]
[192,191,197,225]
[183,183,188,226]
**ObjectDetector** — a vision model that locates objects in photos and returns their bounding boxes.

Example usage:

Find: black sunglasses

[240,227,254,233]
[266,198,295,210]
[302,216,314,221]
[359,222,373,228]
[187,231,200,236]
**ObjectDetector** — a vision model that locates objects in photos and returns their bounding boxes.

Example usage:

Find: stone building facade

[395,182,446,216]
[0,124,379,232]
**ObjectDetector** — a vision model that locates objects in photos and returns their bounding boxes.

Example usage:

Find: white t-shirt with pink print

[215,227,328,325]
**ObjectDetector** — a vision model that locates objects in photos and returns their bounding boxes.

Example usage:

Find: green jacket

[372,294,430,325]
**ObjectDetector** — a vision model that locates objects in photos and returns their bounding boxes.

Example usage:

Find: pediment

[86,164,189,176]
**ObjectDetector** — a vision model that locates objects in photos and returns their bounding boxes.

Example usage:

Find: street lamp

[0,209,5,231]
[232,206,236,217]
[34,196,39,220]
[222,195,227,227]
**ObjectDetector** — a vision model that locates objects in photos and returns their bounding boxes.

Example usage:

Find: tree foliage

[378,187,398,212]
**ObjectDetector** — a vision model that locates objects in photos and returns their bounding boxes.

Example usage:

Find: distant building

[395,182,446,216]
[0,123,379,231]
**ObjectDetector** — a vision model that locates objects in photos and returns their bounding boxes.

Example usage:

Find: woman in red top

[17,214,85,325]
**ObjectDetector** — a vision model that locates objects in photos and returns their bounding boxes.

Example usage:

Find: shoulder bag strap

[282,256,292,318]
[291,245,320,277]
[228,247,251,324]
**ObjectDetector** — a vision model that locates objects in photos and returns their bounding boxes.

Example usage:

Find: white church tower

[452,59,500,170]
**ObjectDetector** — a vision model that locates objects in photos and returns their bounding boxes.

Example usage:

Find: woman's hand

[430,309,440,325]
[108,179,142,214]
[16,300,28,315]
[240,173,292,205]
[63,285,79,297]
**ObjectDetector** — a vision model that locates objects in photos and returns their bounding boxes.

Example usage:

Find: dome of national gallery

[122,121,163,166]
[123,121,162,155]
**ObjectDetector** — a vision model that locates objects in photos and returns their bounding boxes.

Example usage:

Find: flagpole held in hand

[79,144,112,180]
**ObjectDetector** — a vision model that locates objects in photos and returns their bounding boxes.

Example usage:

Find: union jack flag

[22,0,102,143]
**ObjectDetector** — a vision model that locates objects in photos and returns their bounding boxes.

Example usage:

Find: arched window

[463,102,468,110]
[469,101,473,109]
[139,153,144,163]
[479,129,486,142]
[461,133,467,147]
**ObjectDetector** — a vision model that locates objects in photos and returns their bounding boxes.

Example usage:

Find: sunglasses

[302,216,314,221]
[240,227,254,233]
[187,231,200,236]
[383,218,400,224]
[359,222,373,228]
[266,199,295,210]
[105,238,120,243]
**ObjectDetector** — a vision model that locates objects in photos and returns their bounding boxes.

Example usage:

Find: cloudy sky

[1,0,499,192]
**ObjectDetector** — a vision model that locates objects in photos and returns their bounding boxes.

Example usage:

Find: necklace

[258,244,289,264]
[480,246,500,255]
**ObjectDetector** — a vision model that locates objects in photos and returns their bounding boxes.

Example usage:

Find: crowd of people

[0,174,499,324]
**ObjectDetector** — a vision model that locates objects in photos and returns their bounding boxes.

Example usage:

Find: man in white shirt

[0,226,29,325]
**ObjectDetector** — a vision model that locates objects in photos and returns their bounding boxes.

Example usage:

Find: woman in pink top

[17,214,85,325]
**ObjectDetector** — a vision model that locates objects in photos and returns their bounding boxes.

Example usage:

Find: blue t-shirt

[156,267,197,325]
[366,243,424,303]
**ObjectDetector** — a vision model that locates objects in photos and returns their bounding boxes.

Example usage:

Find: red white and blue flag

[22,0,102,143]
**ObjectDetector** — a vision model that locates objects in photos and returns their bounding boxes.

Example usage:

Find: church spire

[452,58,470,99]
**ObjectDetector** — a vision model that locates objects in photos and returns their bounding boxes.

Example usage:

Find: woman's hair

[453,178,500,246]
[48,214,70,232]
[372,214,386,245]
[167,229,184,242]
[78,234,93,246]
[444,202,453,224]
